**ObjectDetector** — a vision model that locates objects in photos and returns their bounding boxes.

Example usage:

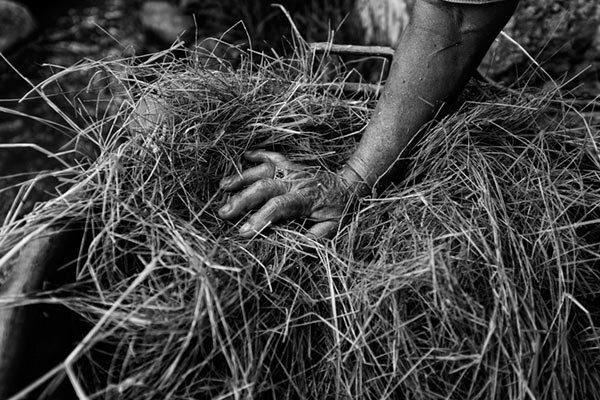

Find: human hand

[218,150,362,239]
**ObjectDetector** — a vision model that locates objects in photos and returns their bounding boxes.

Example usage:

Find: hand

[218,150,361,239]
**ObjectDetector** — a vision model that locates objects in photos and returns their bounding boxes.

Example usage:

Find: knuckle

[258,178,279,190]
[268,196,288,208]
[270,153,286,162]
[299,186,318,198]
[251,178,281,193]
[274,193,309,215]
[265,162,277,175]
[253,178,268,188]
[295,189,318,207]
[229,193,244,206]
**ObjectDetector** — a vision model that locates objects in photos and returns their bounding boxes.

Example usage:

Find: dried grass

[2,37,600,400]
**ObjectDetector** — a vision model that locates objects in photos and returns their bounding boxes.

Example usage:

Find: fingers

[219,179,287,219]
[308,220,339,240]
[220,163,274,191]
[220,150,290,191]
[239,191,312,238]
[218,150,344,239]
[309,207,343,221]
[307,206,343,239]
[244,150,289,166]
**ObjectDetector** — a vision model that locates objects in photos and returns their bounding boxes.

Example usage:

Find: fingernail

[220,178,231,188]
[219,204,231,215]
[239,223,252,234]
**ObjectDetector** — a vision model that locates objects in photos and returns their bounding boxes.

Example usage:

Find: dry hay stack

[2,44,600,399]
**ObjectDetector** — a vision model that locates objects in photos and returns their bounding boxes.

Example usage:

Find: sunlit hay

[2,41,600,400]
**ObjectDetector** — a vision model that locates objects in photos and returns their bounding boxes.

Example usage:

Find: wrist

[339,162,373,197]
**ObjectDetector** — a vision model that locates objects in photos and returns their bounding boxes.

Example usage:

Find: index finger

[220,163,275,191]
[239,192,311,238]
[244,150,290,166]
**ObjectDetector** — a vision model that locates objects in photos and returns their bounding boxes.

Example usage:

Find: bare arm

[341,0,519,190]
[219,0,518,238]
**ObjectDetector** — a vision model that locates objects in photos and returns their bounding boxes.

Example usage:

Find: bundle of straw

[2,41,600,399]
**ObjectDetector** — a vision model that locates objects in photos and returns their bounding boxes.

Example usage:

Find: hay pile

[2,43,600,399]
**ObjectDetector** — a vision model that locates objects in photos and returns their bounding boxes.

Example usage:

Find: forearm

[342,0,518,190]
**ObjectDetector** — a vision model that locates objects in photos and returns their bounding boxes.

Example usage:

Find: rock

[352,0,600,87]
[0,0,36,53]
[140,1,194,44]
[480,0,600,82]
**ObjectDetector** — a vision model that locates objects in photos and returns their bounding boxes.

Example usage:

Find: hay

[2,41,600,399]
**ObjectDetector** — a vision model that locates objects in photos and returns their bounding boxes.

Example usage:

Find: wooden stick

[340,82,383,97]
[309,42,517,95]
[309,42,395,60]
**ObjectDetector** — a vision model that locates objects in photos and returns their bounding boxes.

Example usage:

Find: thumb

[307,220,339,240]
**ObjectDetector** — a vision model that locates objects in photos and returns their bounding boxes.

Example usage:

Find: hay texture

[2,43,600,400]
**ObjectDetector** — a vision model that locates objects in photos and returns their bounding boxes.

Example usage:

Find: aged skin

[0,1,519,396]
[219,0,519,238]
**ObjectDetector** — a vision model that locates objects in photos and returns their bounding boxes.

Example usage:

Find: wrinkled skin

[218,150,360,239]
[218,0,518,239]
